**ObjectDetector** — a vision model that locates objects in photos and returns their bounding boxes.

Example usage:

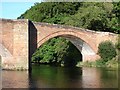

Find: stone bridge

[0,19,118,70]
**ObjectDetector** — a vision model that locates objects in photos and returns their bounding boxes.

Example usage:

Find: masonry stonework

[0,19,29,70]
[0,19,118,70]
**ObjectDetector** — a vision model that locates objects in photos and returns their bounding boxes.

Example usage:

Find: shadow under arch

[32,36,83,67]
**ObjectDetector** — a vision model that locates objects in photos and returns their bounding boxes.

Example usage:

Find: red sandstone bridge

[0,19,118,70]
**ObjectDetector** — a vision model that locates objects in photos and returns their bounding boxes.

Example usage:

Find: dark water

[2,65,119,88]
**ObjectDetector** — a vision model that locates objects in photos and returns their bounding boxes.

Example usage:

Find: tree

[98,41,117,61]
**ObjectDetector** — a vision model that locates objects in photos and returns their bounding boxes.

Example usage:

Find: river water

[1,65,119,88]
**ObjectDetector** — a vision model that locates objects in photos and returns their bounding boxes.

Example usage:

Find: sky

[0,2,41,19]
[0,0,119,19]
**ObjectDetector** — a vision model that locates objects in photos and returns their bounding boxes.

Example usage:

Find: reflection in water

[2,65,118,88]
[30,65,82,88]
[82,67,118,88]
[2,70,29,88]
[99,68,118,88]
[82,67,101,88]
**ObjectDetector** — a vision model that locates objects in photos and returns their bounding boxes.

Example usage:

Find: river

[1,65,119,89]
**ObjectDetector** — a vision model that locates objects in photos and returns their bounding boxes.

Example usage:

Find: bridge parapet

[34,21,117,36]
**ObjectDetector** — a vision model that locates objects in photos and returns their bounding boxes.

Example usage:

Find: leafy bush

[98,41,117,61]
[116,42,120,50]
[95,59,106,67]
[105,58,118,68]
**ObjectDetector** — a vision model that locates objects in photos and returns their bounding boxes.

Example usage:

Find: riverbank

[77,58,119,69]
[31,57,119,69]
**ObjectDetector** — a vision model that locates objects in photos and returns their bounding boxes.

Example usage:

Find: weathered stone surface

[0,19,29,70]
[0,18,118,70]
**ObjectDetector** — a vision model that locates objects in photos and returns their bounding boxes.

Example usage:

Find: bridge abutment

[1,19,29,70]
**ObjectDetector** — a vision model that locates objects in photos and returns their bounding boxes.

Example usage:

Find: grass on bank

[77,39,119,69]
[77,57,119,68]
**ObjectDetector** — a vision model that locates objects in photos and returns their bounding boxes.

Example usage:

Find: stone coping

[0,18,118,36]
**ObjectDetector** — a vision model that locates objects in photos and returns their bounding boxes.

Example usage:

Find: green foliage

[62,42,82,67]
[95,59,106,67]
[78,58,118,68]
[18,2,120,34]
[115,35,120,50]
[65,3,108,30]
[105,58,118,68]
[32,37,82,66]
[78,61,93,67]
[64,2,120,33]
[98,41,117,61]
[18,2,81,23]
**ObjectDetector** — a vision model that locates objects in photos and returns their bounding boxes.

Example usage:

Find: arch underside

[61,35,96,61]
[37,31,99,61]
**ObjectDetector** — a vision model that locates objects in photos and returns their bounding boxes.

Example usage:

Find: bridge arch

[37,30,98,62]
